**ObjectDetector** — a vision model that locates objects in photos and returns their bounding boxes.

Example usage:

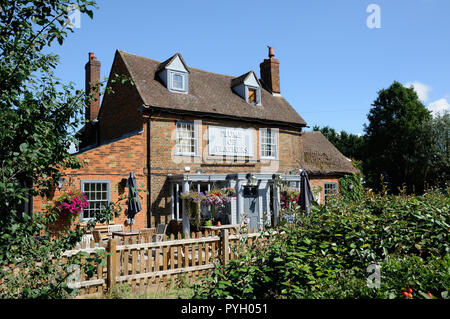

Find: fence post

[220,229,229,266]
[106,238,117,293]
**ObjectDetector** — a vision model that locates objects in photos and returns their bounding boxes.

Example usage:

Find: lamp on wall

[57,176,66,190]
[272,174,283,186]
[246,173,258,186]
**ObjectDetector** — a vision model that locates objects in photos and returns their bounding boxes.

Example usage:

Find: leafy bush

[193,187,449,299]
[339,173,363,203]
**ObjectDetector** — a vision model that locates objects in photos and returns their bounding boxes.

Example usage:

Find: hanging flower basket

[180,191,202,228]
[280,189,300,209]
[53,189,89,226]
[181,188,234,227]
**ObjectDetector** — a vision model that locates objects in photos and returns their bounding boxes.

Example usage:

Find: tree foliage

[312,125,365,161]
[362,81,433,193]
[314,82,449,194]
[419,112,450,189]
[0,0,97,222]
[0,0,100,298]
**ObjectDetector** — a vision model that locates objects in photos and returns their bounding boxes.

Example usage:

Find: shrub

[192,187,450,299]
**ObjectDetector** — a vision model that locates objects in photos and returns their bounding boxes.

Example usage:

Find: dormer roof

[231,71,261,88]
[156,53,190,74]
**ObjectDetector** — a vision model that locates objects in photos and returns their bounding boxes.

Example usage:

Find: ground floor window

[324,182,337,203]
[81,181,110,221]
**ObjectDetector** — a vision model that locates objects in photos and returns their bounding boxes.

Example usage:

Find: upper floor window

[170,71,187,92]
[231,71,262,106]
[248,88,257,104]
[81,180,110,221]
[175,121,198,156]
[260,128,278,159]
[157,53,189,93]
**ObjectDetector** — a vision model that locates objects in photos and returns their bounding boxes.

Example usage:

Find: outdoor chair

[93,230,108,248]
[152,224,167,242]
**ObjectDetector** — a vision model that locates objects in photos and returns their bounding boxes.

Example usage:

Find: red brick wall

[33,128,149,230]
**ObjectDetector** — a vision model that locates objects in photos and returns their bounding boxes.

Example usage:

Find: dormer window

[247,87,261,105]
[157,53,189,94]
[171,72,186,91]
[248,88,257,104]
[231,71,262,106]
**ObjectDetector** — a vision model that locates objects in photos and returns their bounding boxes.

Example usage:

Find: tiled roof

[302,131,359,175]
[117,50,307,127]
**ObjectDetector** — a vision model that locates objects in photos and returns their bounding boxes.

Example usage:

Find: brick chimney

[85,52,101,121]
[259,46,280,94]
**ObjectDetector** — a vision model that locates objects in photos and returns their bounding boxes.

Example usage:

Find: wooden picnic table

[111,230,140,240]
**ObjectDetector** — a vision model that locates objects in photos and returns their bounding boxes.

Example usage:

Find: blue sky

[48,0,450,135]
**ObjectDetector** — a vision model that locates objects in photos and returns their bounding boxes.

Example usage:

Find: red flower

[427,292,433,299]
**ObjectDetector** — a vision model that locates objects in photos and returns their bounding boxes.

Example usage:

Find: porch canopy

[167,171,305,235]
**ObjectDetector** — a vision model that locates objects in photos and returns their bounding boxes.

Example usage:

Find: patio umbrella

[126,171,141,231]
[298,170,315,215]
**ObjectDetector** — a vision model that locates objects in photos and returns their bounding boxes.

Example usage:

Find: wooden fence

[61,227,272,298]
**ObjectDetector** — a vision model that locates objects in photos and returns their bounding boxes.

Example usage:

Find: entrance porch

[167,172,303,234]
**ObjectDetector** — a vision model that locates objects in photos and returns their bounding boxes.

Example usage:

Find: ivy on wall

[339,173,363,203]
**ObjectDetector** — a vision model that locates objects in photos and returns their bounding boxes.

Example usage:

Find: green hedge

[193,188,450,299]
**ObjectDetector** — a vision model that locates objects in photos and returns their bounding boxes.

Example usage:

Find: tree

[362,81,432,193]
[312,125,365,174]
[312,125,365,161]
[0,0,100,298]
[420,112,450,189]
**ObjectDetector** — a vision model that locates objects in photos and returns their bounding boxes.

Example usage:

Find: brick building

[33,48,357,234]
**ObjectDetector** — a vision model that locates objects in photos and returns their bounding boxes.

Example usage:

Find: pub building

[32,47,357,234]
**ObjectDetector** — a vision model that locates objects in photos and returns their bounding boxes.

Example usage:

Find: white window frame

[80,180,110,222]
[175,121,198,156]
[324,182,338,203]
[260,128,278,159]
[172,72,185,91]
[169,71,187,93]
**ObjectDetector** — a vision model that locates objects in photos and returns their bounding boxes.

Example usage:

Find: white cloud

[427,98,450,117]
[405,81,431,102]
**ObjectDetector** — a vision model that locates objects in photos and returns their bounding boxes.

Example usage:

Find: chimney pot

[268,46,275,58]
